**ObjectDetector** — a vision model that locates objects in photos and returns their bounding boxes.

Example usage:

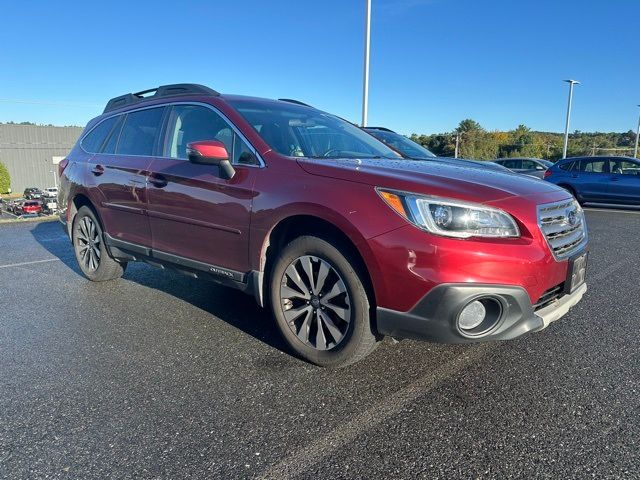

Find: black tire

[269,235,379,368]
[72,206,126,282]
[562,185,584,205]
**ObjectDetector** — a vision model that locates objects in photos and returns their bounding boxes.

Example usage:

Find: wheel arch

[70,193,99,227]
[256,214,381,318]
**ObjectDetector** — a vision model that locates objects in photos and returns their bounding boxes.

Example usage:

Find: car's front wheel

[269,235,379,367]
[72,206,126,281]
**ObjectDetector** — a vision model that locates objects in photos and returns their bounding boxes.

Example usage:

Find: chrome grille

[537,199,587,260]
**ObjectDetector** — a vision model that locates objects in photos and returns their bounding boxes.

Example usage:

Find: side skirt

[104,233,263,304]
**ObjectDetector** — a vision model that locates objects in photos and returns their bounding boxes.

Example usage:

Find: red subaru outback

[59,84,588,367]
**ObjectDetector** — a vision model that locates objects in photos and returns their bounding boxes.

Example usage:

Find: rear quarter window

[558,161,573,171]
[81,116,119,153]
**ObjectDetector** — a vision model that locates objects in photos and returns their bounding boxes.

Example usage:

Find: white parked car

[42,187,59,198]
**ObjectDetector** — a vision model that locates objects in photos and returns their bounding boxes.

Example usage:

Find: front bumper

[376,282,587,343]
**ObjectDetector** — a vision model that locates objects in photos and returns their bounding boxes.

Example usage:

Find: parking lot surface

[1,209,639,479]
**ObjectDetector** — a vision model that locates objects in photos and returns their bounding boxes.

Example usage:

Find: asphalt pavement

[0,209,639,479]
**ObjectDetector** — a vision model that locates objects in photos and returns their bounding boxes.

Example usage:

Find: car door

[146,104,260,276]
[607,158,640,204]
[570,158,610,202]
[86,107,165,247]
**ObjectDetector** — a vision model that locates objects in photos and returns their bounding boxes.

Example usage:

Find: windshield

[365,129,437,159]
[228,99,400,159]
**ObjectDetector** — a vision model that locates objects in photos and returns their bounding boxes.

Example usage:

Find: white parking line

[0,258,60,269]
[255,344,493,480]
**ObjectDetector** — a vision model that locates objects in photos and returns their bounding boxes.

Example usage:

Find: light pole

[361,0,371,127]
[562,79,580,159]
[634,105,640,158]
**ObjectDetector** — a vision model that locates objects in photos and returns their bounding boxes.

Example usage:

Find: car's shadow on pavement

[30,221,290,355]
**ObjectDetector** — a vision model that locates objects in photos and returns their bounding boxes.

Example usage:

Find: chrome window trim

[79,101,265,168]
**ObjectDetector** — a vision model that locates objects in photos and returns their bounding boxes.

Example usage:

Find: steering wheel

[322,149,342,158]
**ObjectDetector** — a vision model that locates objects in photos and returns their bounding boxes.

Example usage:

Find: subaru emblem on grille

[567,209,577,226]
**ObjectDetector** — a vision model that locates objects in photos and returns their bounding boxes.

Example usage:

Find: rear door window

[579,159,607,173]
[117,107,165,156]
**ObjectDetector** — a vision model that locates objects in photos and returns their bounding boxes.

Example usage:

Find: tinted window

[610,159,640,175]
[81,116,118,153]
[521,160,538,169]
[117,107,165,156]
[165,105,233,159]
[579,159,607,173]
[558,161,573,171]
[102,116,124,154]
[164,105,257,165]
[502,159,519,169]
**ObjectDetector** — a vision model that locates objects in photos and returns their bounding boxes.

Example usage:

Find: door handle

[148,174,168,188]
[91,165,105,176]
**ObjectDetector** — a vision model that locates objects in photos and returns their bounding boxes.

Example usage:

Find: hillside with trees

[410,120,638,161]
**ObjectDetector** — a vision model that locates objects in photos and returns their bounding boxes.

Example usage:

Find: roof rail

[103,83,220,113]
[278,98,313,107]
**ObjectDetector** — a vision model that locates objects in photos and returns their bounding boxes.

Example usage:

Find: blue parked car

[545,156,640,205]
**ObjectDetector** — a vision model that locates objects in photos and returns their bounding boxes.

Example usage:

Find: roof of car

[102,84,320,115]
[497,157,545,161]
[564,155,638,160]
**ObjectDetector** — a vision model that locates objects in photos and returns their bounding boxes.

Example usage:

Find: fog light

[458,300,486,330]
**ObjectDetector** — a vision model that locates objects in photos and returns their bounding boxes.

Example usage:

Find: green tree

[456,118,484,134]
[0,162,10,194]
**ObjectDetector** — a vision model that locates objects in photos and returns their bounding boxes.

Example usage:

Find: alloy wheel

[75,216,101,271]
[279,255,351,351]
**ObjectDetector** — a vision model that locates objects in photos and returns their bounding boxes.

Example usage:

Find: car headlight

[377,188,520,239]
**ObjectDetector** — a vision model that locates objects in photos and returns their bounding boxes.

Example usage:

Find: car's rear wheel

[269,235,379,367]
[72,206,126,281]
[562,185,584,205]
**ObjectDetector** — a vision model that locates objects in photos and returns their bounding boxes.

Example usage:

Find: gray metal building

[0,123,83,193]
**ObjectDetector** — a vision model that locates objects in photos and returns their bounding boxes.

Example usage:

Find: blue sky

[1,0,638,134]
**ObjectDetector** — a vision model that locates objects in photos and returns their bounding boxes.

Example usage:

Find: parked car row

[23,187,58,199]
[2,197,58,216]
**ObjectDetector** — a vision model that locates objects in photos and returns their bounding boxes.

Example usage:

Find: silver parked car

[493,158,554,179]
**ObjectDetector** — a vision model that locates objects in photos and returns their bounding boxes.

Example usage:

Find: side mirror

[187,140,236,179]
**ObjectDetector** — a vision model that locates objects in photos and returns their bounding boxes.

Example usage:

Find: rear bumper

[376,282,587,343]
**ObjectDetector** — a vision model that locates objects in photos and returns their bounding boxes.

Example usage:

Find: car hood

[297,157,567,205]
